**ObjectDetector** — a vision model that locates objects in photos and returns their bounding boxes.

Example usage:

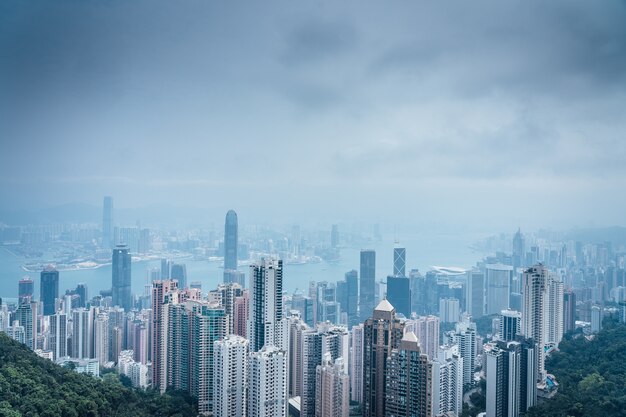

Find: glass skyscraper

[112,244,132,311]
[359,250,376,321]
[40,266,59,316]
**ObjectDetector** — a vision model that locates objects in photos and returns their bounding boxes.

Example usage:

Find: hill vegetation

[0,333,197,417]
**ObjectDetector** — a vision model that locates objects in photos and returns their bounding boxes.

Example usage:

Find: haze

[1,0,625,231]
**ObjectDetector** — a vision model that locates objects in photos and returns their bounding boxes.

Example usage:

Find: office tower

[16,301,38,350]
[362,299,405,417]
[248,258,284,352]
[151,280,178,389]
[433,345,463,417]
[170,263,187,289]
[214,335,248,417]
[485,264,513,315]
[385,331,433,417]
[224,210,238,275]
[224,269,246,287]
[359,250,376,321]
[446,320,477,386]
[563,291,576,333]
[49,313,68,360]
[161,259,171,279]
[405,315,440,361]
[18,277,34,304]
[512,228,525,271]
[466,269,485,319]
[387,276,411,318]
[300,323,350,417]
[75,283,88,308]
[315,354,349,417]
[234,290,249,337]
[94,312,110,365]
[485,339,538,417]
[112,245,132,311]
[393,247,406,277]
[40,266,59,316]
[350,324,364,403]
[439,298,460,323]
[102,196,113,248]
[499,309,521,342]
[247,345,288,417]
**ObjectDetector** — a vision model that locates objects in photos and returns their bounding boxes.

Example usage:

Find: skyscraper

[445,320,477,386]
[49,312,68,360]
[512,228,525,271]
[485,264,513,315]
[350,324,364,404]
[170,263,187,289]
[433,345,463,417]
[563,290,576,334]
[102,196,113,249]
[224,210,238,277]
[466,269,485,319]
[362,299,405,417]
[393,247,406,277]
[387,276,411,317]
[405,315,440,361]
[151,280,178,389]
[315,354,350,417]
[214,335,249,417]
[359,250,376,321]
[248,345,288,417]
[94,312,110,365]
[18,277,34,305]
[40,266,59,316]
[17,301,38,350]
[499,309,521,342]
[248,258,284,352]
[112,245,132,311]
[385,331,433,417]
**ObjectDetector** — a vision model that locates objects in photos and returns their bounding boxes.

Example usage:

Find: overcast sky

[1,0,625,230]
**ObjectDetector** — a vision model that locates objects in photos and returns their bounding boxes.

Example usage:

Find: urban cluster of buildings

[2,205,626,417]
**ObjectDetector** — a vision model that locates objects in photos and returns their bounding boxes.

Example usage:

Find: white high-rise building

[94,312,110,365]
[433,345,463,416]
[315,354,350,417]
[288,315,307,398]
[49,312,68,360]
[439,298,460,323]
[214,335,248,417]
[445,319,477,386]
[349,324,364,403]
[248,259,284,352]
[544,274,564,348]
[248,345,288,417]
[71,308,93,359]
[405,315,440,361]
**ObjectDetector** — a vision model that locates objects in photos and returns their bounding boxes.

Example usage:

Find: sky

[1,0,625,231]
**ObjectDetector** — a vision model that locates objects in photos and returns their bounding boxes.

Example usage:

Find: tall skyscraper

[315,354,350,417]
[393,247,406,277]
[563,290,576,333]
[18,277,34,305]
[102,196,113,249]
[214,335,249,417]
[359,250,376,321]
[485,338,538,417]
[362,299,405,417]
[350,324,364,404]
[385,331,433,417]
[499,309,521,342]
[49,312,68,360]
[75,283,88,308]
[485,264,513,315]
[170,263,187,289]
[234,290,249,337]
[151,280,178,389]
[40,266,59,316]
[466,269,485,319]
[224,210,238,276]
[248,345,288,417]
[112,245,132,311]
[433,345,463,417]
[445,320,477,386]
[72,308,93,359]
[94,312,110,365]
[248,258,284,352]
[387,276,411,318]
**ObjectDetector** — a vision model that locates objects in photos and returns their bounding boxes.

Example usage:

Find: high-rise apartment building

[49,312,68,360]
[350,323,364,404]
[94,312,110,365]
[445,320,477,386]
[359,250,376,321]
[248,345,288,417]
[40,266,59,316]
[405,315,440,361]
[499,309,521,342]
[214,335,248,417]
[433,345,463,417]
[315,354,350,417]
[385,331,433,417]
[112,245,132,311]
[248,258,284,352]
[362,299,405,417]
[151,280,178,389]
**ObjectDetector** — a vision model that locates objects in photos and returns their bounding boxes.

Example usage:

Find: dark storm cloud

[0,0,625,228]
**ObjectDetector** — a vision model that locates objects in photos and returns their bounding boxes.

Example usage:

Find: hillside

[0,333,197,417]
[527,320,626,417]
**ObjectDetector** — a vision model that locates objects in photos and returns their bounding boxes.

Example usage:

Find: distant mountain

[0,333,196,416]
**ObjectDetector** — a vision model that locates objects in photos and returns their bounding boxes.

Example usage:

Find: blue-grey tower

[112,244,132,311]
[40,265,59,316]
[359,250,376,321]
[224,210,238,282]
